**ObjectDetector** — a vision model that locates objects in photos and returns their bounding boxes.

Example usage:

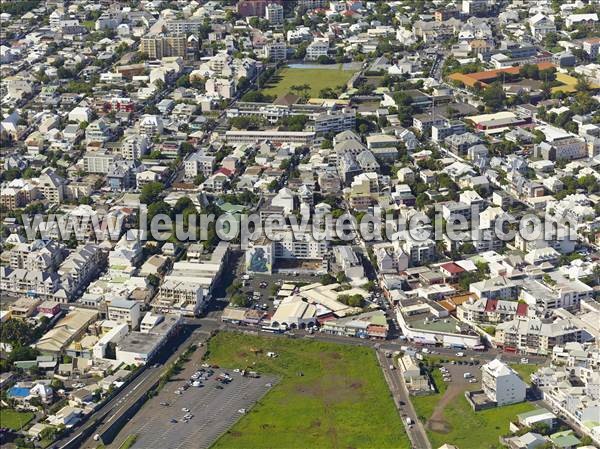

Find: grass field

[0,409,35,430]
[412,368,536,449]
[206,332,410,449]
[260,66,356,98]
[509,363,539,384]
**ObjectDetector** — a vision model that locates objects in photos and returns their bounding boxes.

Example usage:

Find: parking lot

[436,358,482,388]
[109,348,277,449]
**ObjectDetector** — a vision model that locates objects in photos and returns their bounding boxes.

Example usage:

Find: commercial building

[395,297,481,349]
[36,308,98,354]
[115,314,182,365]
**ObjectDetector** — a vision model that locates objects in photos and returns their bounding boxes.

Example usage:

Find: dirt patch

[427,384,464,433]
[428,419,452,433]
[309,419,321,429]
[348,381,363,390]
[228,431,242,438]
[328,352,342,360]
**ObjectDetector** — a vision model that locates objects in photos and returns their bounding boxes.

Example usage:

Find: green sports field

[207,332,410,449]
[260,66,356,98]
[0,409,34,430]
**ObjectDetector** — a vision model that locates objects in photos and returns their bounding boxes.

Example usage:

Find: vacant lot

[207,332,410,449]
[412,363,536,449]
[0,409,34,430]
[261,66,356,98]
[509,363,539,384]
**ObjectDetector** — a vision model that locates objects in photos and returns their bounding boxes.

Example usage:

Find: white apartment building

[314,108,356,134]
[495,314,593,355]
[481,359,527,406]
[184,152,215,179]
[9,239,64,272]
[398,231,436,266]
[58,244,104,297]
[265,3,284,24]
[107,299,141,330]
[37,168,64,205]
[457,297,527,325]
[206,78,235,99]
[470,277,519,301]
[264,40,287,61]
[305,38,329,61]
[83,151,117,174]
[519,277,593,313]
[121,135,149,160]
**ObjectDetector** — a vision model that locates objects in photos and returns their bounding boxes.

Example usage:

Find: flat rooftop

[405,312,462,333]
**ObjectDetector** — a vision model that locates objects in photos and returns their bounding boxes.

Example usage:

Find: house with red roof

[440,262,466,281]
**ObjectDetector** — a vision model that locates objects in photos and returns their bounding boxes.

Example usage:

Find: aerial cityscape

[0,0,600,448]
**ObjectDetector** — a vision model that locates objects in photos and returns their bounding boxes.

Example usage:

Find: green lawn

[0,409,35,430]
[427,397,535,449]
[411,367,536,449]
[509,363,539,384]
[260,66,356,98]
[206,332,410,449]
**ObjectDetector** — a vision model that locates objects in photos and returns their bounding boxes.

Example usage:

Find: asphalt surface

[60,319,221,449]
[123,369,276,449]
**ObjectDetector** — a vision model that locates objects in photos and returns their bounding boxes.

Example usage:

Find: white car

[182,407,190,412]
[238,408,246,414]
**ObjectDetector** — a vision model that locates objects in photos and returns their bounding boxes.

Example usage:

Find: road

[377,350,431,449]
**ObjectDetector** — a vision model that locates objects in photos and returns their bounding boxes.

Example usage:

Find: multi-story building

[264,40,287,61]
[532,344,600,446]
[481,359,527,406]
[462,0,489,15]
[37,168,64,205]
[0,267,61,299]
[265,3,284,24]
[85,119,112,144]
[121,135,149,160]
[107,298,141,330]
[58,244,104,298]
[314,108,356,134]
[83,151,118,174]
[306,39,329,61]
[165,19,204,35]
[582,37,600,60]
[9,239,64,272]
[140,34,187,59]
[470,277,519,301]
[184,151,215,179]
[519,277,593,313]
[458,298,528,325]
[495,315,593,355]
[399,231,436,266]
[535,125,588,161]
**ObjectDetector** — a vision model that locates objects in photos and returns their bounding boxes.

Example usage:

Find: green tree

[140,182,165,204]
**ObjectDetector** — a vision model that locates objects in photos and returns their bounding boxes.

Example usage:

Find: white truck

[463,372,472,379]
[405,417,413,425]
[456,352,465,357]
